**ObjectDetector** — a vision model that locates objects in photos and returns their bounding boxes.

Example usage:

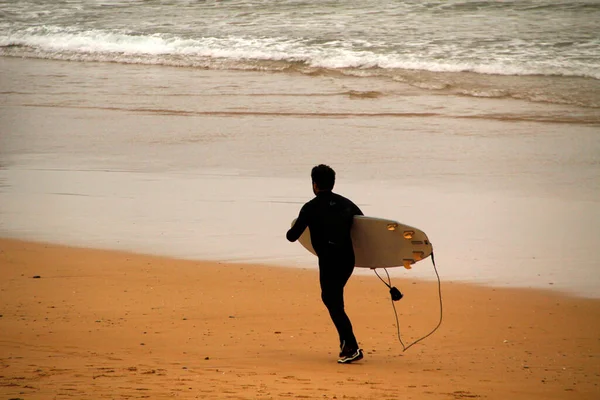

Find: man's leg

[319,263,358,350]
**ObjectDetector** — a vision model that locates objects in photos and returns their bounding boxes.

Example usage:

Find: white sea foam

[2,27,599,81]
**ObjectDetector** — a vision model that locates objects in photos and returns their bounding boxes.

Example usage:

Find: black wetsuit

[286,190,363,350]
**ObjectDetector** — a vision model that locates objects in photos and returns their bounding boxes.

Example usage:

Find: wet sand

[1,238,599,399]
[1,56,599,297]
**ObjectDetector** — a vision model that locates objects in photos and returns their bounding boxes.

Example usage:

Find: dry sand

[0,238,598,399]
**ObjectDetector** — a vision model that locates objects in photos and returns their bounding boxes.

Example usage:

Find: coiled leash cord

[373,251,443,352]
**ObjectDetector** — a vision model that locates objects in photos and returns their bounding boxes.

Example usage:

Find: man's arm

[286,206,309,242]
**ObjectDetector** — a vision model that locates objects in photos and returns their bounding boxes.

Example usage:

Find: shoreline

[1,238,599,399]
[2,233,597,301]
[2,231,598,301]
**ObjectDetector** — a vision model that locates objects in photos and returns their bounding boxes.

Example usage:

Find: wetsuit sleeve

[286,204,310,242]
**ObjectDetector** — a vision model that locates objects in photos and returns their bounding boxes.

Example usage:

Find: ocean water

[1,1,599,298]
[1,0,599,107]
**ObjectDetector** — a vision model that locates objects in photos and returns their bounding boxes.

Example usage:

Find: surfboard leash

[373,251,443,352]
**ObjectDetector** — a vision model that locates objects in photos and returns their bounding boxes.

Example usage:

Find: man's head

[311,164,335,194]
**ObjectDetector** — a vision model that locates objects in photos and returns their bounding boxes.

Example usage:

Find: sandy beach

[2,1,600,398]
[1,238,599,399]
[1,53,599,399]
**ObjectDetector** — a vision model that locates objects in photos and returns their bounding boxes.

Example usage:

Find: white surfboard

[291,215,433,269]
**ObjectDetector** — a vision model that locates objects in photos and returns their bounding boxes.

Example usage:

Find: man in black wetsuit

[286,164,364,364]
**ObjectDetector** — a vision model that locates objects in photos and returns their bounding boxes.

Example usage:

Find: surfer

[286,164,364,364]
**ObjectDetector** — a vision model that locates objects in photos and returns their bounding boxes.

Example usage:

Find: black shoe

[337,348,364,364]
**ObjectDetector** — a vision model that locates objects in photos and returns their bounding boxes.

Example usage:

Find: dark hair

[311,164,335,191]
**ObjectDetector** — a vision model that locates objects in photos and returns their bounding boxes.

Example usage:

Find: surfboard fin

[412,251,424,261]
[403,260,413,269]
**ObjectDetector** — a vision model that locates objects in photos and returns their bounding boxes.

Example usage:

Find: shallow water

[2,0,600,107]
